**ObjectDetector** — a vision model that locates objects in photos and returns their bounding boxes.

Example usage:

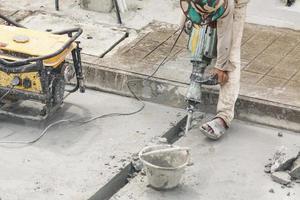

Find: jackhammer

[184,23,219,135]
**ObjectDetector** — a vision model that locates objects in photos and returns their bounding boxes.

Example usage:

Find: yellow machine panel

[0,13,84,120]
[0,25,76,67]
[0,71,42,93]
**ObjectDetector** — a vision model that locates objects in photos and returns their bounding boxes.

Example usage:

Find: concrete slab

[80,0,113,13]
[0,90,185,200]
[21,13,129,57]
[112,120,300,200]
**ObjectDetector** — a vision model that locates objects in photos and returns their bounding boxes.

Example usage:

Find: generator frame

[0,14,85,119]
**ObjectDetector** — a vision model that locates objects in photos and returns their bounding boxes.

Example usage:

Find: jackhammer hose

[0,13,25,28]
[0,87,14,102]
[112,0,123,24]
[55,0,60,11]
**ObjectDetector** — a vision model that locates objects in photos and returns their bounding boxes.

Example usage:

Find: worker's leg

[216,5,247,126]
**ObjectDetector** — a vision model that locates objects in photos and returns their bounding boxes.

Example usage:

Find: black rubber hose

[112,0,123,24]
[0,13,25,28]
[55,0,60,11]
[100,31,129,58]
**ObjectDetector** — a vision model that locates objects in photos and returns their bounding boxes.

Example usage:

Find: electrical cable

[0,27,185,145]
[0,86,14,103]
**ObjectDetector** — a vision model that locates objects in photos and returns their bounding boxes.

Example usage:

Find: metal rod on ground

[184,110,193,136]
[99,31,129,58]
[112,0,123,24]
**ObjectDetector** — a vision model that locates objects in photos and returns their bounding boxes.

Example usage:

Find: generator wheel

[52,77,65,105]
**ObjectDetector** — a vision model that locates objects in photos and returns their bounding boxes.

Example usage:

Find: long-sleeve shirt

[215,0,249,71]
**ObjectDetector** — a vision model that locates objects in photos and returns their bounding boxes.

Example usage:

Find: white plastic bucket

[139,145,190,190]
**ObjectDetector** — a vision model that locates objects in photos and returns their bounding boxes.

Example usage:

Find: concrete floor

[0,90,185,200]
[0,1,299,199]
[113,120,300,200]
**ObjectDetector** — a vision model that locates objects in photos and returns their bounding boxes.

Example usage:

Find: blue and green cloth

[181,0,227,25]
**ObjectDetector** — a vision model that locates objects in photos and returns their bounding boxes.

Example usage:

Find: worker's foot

[0,42,7,47]
[200,117,228,140]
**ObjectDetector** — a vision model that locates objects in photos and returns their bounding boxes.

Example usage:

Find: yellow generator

[0,14,85,120]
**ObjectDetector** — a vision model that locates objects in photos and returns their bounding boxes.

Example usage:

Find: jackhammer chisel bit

[183,24,219,136]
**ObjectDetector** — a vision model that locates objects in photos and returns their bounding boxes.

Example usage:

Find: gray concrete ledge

[80,59,300,132]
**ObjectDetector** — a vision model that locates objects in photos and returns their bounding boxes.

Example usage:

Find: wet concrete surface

[0,90,185,200]
[113,120,300,200]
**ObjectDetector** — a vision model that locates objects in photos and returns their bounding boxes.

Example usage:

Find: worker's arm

[212,0,236,85]
[214,0,234,72]
[214,1,249,85]
[215,0,249,72]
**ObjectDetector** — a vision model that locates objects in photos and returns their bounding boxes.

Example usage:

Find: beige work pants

[215,2,248,126]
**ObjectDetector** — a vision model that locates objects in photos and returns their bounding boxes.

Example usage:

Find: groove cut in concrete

[87,115,187,200]
[88,164,134,200]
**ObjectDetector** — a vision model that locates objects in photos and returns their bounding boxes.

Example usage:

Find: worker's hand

[213,68,229,86]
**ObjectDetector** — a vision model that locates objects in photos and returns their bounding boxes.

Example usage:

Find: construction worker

[181,0,250,140]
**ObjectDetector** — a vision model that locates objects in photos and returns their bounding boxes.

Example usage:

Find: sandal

[200,118,227,140]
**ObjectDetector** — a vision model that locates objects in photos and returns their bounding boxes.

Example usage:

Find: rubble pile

[265,146,300,187]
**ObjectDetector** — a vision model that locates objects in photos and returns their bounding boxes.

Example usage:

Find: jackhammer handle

[202,74,219,85]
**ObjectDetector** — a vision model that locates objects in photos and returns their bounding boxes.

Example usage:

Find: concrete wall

[80,0,113,13]
[247,0,300,30]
